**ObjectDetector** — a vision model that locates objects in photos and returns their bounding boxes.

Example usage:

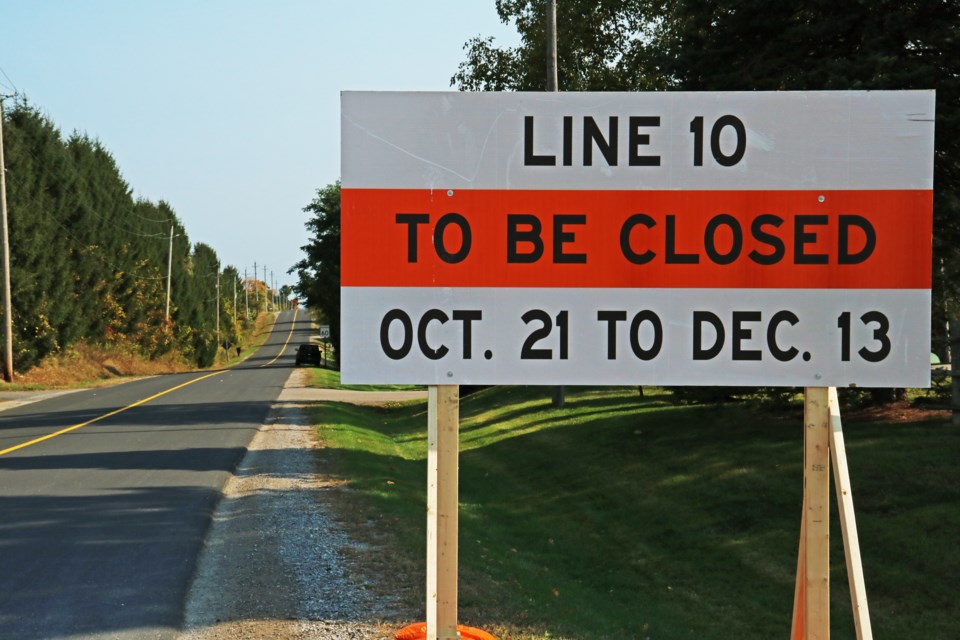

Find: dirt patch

[844,398,951,424]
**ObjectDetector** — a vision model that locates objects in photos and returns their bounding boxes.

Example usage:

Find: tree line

[1,99,273,372]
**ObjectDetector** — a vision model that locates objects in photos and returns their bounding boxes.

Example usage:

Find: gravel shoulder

[178,368,417,640]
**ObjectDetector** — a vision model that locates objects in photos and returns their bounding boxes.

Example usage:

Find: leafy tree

[455,1,958,403]
[291,181,341,354]
[644,0,960,357]
[452,0,664,91]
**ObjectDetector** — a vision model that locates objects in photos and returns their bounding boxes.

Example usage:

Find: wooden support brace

[427,385,460,640]
[828,387,873,640]
[790,495,806,640]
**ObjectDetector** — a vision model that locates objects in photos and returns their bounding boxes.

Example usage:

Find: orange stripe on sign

[341,189,931,289]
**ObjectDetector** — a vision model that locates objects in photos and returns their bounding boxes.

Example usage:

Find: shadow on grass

[310,385,960,640]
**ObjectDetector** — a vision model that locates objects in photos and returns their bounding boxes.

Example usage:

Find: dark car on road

[294,343,321,367]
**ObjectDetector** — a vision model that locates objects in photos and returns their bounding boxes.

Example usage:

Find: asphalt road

[0,309,314,640]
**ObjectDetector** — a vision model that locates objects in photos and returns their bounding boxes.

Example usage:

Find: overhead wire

[0,66,19,94]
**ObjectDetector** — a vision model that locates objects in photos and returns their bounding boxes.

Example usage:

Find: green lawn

[305,365,422,392]
[309,386,959,640]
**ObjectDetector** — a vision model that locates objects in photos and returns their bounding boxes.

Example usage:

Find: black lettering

[554,215,587,264]
[628,116,660,166]
[452,310,482,359]
[434,213,472,264]
[563,116,573,166]
[693,311,724,360]
[524,116,556,166]
[795,215,829,265]
[630,311,663,360]
[768,310,800,361]
[838,215,876,265]
[380,309,413,359]
[731,311,762,361]
[666,215,699,264]
[395,213,429,263]
[704,214,743,265]
[749,214,785,265]
[620,214,656,265]
[417,309,449,360]
[507,214,544,263]
[583,116,618,166]
[598,310,627,359]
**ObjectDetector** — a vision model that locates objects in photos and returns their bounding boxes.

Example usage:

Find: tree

[455,1,958,403]
[644,0,959,356]
[0,97,233,372]
[291,182,341,354]
[452,0,665,91]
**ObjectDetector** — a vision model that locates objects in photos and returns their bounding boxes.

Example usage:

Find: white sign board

[341,91,934,387]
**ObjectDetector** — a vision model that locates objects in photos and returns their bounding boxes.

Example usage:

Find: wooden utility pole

[547,0,564,408]
[253,261,259,306]
[215,264,220,349]
[546,0,558,92]
[165,223,174,325]
[0,97,13,382]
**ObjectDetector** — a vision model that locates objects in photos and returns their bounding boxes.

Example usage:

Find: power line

[0,67,18,95]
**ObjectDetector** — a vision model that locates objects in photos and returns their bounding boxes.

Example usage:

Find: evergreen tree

[1,98,232,371]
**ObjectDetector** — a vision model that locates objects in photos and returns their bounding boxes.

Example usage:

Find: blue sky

[0,0,519,290]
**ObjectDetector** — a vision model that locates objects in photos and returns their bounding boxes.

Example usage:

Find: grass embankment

[310,386,959,640]
[9,312,278,390]
[307,366,422,392]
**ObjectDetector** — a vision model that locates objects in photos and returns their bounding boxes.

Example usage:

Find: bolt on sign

[340,91,934,387]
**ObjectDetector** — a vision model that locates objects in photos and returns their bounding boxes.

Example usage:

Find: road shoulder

[178,368,410,640]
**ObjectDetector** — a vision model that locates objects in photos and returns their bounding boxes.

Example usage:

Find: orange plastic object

[395,622,496,640]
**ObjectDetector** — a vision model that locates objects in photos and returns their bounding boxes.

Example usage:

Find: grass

[309,386,959,640]
[306,365,422,392]
[5,312,278,390]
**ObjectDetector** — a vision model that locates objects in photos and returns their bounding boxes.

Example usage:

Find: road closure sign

[340,91,934,387]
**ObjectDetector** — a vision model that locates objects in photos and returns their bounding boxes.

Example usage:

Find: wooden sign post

[427,385,459,640]
[801,387,831,638]
[792,387,874,640]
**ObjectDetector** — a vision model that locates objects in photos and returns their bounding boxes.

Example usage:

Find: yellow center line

[0,309,299,457]
[260,308,298,368]
[0,369,226,457]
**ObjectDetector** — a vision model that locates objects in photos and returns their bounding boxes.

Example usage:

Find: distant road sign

[318,325,330,339]
[341,91,934,387]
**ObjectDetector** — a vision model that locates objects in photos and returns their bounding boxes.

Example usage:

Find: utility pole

[547,0,564,408]
[546,0,558,92]
[263,265,268,312]
[165,222,173,325]
[244,267,249,320]
[253,261,259,308]
[0,97,13,382]
[232,270,237,329]
[215,264,220,351]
